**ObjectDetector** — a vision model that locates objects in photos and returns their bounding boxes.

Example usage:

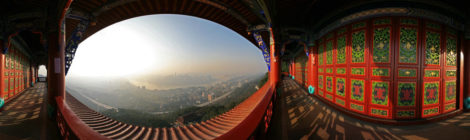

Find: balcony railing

[56,80,274,139]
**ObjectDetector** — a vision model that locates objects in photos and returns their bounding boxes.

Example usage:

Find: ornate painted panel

[373,27,390,63]
[370,108,388,117]
[326,68,333,73]
[336,36,347,64]
[312,17,460,120]
[326,76,333,92]
[318,75,323,89]
[446,37,457,66]
[350,103,364,112]
[350,79,365,102]
[445,81,456,102]
[445,103,456,112]
[446,70,456,77]
[371,81,389,106]
[425,31,440,65]
[397,110,415,118]
[336,98,345,106]
[399,28,418,63]
[398,68,417,77]
[352,31,366,63]
[336,77,346,97]
[424,69,440,78]
[326,94,334,101]
[336,68,346,75]
[372,68,390,77]
[318,90,324,96]
[326,41,333,65]
[423,107,439,117]
[423,82,439,106]
[397,82,416,107]
[351,67,365,75]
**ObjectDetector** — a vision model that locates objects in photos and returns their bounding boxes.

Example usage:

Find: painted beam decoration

[252,31,270,71]
[311,16,460,120]
[65,19,89,75]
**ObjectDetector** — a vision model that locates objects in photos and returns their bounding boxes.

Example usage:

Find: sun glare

[68,20,167,77]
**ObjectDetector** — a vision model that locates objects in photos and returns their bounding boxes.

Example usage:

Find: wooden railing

[56,81,274,139]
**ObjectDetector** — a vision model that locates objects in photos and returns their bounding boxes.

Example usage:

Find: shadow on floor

[0,83,61,140]
[268,77,470,140]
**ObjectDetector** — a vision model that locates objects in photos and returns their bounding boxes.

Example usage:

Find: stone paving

[0,83,60,140]
[268,77,470,140]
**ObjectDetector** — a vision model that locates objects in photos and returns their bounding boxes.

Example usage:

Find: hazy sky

[67,14,267,77]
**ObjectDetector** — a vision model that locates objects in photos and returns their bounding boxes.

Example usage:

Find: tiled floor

[0,83,60,140]
[269,77,470,140]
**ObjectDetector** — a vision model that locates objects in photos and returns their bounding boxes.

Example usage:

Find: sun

[67,21,166,77]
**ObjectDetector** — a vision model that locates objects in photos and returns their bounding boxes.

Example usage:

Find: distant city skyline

[67,14,267,77]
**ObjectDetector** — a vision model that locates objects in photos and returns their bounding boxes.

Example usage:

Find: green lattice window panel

[372,68,389,77]
[352,31,365,63]
[446,70,456,77]
[399,28,418,63]
[351,68,365,75]
[373,27,390,63]
[397,82,416,106]
[398,69,417,77]
[425,31,441,65]
[423,82,439,105]
[318,45,324,65]
[336,36,346,64]
[336,68,346,74]
[424,70,440,78]
[318,75,323,89]
[446,37,457,66]
[371,81,389,106]
[326,41,333,65]
[326,68,333,73]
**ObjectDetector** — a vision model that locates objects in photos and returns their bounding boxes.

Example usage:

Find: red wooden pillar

[269,28,280,86]
[308,45,317,93]
[463,38,470,110]
[0,40,5,102]
[47,27,66,118]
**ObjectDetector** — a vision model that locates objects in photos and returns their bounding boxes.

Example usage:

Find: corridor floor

[0,83,60,140]
[268,77,470,140]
